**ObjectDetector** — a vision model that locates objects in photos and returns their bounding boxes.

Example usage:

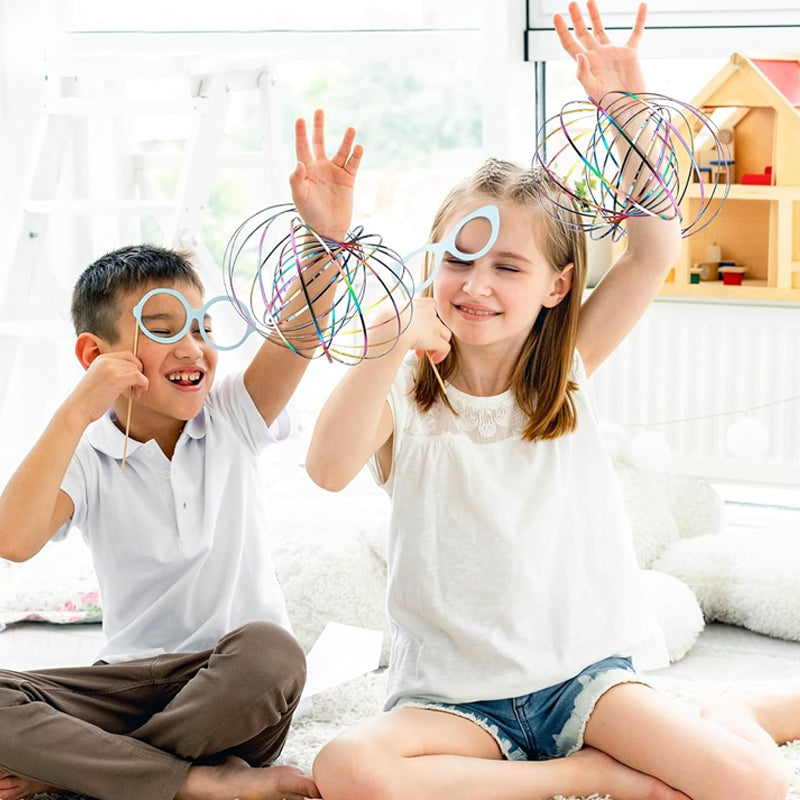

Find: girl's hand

[554,1,647,103]
[289,109,364,242]
[408,297,452,364]
[369,298,450,363]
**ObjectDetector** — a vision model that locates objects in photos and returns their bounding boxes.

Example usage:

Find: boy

[0,109,362,800]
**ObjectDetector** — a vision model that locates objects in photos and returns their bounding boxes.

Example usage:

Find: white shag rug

[278,623,800,799]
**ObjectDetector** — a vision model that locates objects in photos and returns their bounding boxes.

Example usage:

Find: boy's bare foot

[571,746,691,800]
[0,770,62,800]
[176,756,319,800]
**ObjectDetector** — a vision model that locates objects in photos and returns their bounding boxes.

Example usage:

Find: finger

[625,2,647,48]
[586,0,611,44]
[567,1,593,45]
[575,52,595,94]
[311,108,326,161]
[330,125,357,169]
[288,161,308,196]
[294,117,312,165]
[344,143,364,176]
[553,13,582,59]
[131,378,149,401]
[428,343,451,364]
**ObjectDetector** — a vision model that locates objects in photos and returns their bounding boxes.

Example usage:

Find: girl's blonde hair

[413,158,588,441]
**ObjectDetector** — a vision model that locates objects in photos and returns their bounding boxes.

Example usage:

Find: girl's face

[432,199,573,355]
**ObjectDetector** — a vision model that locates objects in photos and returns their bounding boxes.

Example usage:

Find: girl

[306,3,797,799]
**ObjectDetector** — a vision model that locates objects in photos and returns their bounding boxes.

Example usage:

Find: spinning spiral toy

[223,203,414,365]
[533,91,731,240]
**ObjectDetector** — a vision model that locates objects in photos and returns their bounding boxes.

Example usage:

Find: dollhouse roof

[750,58,800,107]
[693,52,800,119]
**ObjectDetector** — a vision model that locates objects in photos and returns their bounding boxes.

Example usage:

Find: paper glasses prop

[132,288,255,351]
[533,91,730,241]
[403,204,500,294]
[120,288,257,470]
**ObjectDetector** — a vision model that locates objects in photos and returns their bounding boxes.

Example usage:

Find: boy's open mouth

[166,370,204,387]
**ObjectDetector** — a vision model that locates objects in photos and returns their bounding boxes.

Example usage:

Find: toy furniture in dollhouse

[664,52,800,300]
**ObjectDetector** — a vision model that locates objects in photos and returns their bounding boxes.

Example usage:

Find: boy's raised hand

[554,1,647,102]
[290,109,363,242]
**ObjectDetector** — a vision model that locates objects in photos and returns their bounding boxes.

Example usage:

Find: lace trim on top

[405,384,527,444]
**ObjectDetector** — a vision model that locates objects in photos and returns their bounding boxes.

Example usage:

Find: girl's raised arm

[555,2,682,376]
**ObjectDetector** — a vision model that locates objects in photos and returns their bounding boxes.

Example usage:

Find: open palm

[289,109,364,242]
[554,1,647,103]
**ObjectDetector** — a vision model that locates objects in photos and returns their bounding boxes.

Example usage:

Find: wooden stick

[120,324,140,473]
[427,352,448,395]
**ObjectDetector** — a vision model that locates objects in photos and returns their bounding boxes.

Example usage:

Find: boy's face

[107,281,219,429]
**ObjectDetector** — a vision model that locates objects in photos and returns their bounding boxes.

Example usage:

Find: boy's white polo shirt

[57,372,292,663]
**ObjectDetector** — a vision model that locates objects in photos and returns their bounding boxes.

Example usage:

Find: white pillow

[640,569,705,662]
[659,473,725,539]
[653,531,800,642]
[274,524,390,666]
[0,536,101,628]
[616,462,679,568]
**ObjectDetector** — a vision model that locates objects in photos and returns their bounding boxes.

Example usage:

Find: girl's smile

[453,302,501,321]
[434,199,571,354]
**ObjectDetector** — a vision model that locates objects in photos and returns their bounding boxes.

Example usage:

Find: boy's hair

[71,245,205,343]
[413,158,588,441]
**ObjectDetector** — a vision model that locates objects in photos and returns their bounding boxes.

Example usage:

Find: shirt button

[144,448,154,458]
[162,469,171,480]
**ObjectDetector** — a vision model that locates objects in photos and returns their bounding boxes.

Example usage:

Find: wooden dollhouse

[664,52,800,301]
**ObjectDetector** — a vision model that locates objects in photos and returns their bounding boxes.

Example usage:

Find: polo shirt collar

[86,408,208,459]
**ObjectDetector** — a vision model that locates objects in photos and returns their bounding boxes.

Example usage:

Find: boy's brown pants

[0,620,306,800]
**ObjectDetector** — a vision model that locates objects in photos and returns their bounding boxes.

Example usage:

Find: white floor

[649,622,800,703]
[0,621,104,671]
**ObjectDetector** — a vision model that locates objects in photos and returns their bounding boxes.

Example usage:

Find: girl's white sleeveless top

[371,353,668,710]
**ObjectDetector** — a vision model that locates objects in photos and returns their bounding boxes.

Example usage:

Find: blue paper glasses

[403,204,500,294]
[132,288,256,352]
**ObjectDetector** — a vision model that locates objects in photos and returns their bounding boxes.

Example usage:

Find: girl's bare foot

[176,755,319,800]
[701,691,800,747]
[571,746,691,800]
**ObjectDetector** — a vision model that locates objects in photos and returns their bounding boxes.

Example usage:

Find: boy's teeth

[168,372,201,382]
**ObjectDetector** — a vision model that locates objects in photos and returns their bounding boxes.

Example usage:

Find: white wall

[0,0,48,245]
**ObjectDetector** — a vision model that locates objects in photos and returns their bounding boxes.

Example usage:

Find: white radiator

[590,298,800,487]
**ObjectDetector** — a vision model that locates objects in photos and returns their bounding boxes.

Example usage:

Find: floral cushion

[0,536,101,629]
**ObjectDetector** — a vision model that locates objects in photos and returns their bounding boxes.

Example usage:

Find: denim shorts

[394,656,646,761]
